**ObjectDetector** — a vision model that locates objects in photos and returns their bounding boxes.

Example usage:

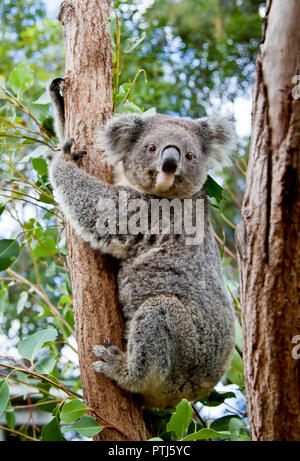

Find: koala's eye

[148,144,156,153]
[186,152,193,160]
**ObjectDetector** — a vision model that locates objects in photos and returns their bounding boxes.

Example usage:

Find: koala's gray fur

[47,78,236,408]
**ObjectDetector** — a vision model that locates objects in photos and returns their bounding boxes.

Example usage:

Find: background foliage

[0,0,263,441]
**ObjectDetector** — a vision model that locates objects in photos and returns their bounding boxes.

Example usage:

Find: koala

[47,78,236,408]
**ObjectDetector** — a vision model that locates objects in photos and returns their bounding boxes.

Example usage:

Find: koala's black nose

[161,146,180,174]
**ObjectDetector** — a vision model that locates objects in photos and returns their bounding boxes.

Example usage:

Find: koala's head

[98,113,235,198]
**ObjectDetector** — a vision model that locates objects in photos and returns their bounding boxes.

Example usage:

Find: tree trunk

[236,0,300,441]
[58,0,150,441]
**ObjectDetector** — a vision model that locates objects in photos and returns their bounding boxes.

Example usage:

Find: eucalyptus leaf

[60,399,86,424]
[226,348,244,387]
[16,291,29,314]
[228,417,245,435]
[33,90,51,104]
[120,101,143,114]
[62,415,102,437]
[0,239,20,270]
[35,355,57,375]
[143,107,156,117]
[0,379,9,417]
[45,262,56,278]
[32,157,48,176]
[5,407,16,430]
[20,145,50,164]
[18,328,58,361]
[199,389,236,407]
[9,63,34,95]
[235,318,243,352]
[206,175,224,202]
[33,237,57,259]
[182,428,231,441]
[166,399,193,439]
[41,417,64,441]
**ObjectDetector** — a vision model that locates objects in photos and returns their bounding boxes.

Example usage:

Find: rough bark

[235,0,300,441]
[58,0,150,441]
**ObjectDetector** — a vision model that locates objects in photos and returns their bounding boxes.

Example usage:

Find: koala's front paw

[49,77,64,96]
[93,343,124,379]
[63,138,87,162]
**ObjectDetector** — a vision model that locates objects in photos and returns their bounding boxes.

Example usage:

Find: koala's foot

[92,296,180,399]
[63,138,87,162]
[93,343,126,381]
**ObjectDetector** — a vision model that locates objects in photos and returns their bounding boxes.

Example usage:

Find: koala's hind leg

[93,295,178,396]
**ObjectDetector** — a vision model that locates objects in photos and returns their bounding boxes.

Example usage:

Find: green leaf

[9,63,34,95]
[235,318,243,352]
[42,116,55,136]
[0,204,5,216]
[62,415,102,438]
[226,348,244,387]
[0,379,9,417]
[16,291,29,314]
[59,295,72,305]
[34,398,58,414]
[45,261,56,278]
[206,175,224,202]
[33,90,51,105]
[60,399,86,424]
[35,355,57,375]
[15,371,30,398]
[121,101,143,114]
[5,407,16,430]
[228,417,245,435]
[18,328,58,361]
[116,83,131,103]
[143,107,156,117]
[41,416,64,441]
[182,428,231,441]
[30,103,49,121]
[20,145,50,164]
[166,399,193,439]
[33,237,57,259]
[210,415,235,432]
[32,157,48,176]
[0,239,20,270]
[199,389,236,407]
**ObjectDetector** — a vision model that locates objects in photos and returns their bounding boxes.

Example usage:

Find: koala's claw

[93,344,122,362]
[49,77,64,94]
[103,338,111,347]
[62,138,87,161]
[93,344,124,379]
[63,138,75,155]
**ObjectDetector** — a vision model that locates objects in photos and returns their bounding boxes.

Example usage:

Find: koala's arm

[49,78,65,145]
[49,153,135,259]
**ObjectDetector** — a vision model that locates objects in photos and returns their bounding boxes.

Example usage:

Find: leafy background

[0,0,264,441]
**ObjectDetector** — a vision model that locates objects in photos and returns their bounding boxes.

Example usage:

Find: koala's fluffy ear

[197,116,236,170]
[97,113,146,165]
